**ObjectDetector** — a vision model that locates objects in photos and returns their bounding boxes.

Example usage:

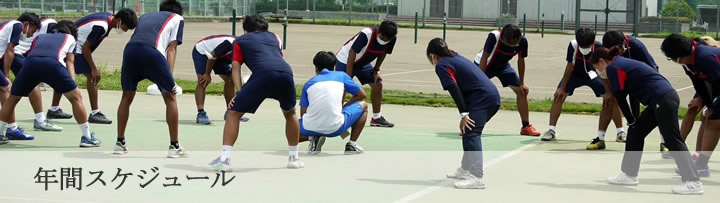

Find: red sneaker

[520,124,541,136]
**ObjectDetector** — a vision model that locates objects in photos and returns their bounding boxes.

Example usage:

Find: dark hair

[243,14,269,32]
[661,33,693,59]
[426,38,456,63]
[313,51,336,72]
[115,8,138,29]
[591,47,622,64]
[602,30,626,48]
[17,12,40,27]
[500,24,522,45]
[379,20,398,39]
[575,27,596,47]
[159,0,183,15]
[53,20,78,39]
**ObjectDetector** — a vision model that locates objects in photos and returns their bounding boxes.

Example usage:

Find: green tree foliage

[661,0,697,19]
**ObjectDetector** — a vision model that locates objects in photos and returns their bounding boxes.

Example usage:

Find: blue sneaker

[196,111,211,125]
[0,134,8,144]
[6,127,34,140]
[676,166,711,178]
[79,133,101,147]
[224,111,250,122]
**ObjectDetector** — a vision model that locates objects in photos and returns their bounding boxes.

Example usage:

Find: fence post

[523,13,526,36]
[415,12,418,44]
[560,11,564,30]
[232,9,236,36]
[443,12,447,40]
[422,0,426,27]
[541,13,545,38]
[18,0,21,15]
[283,9,288,50]
[594,14,598,32]
[313,0,316,23]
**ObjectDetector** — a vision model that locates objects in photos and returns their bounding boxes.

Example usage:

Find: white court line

[393,140,542,203]
[382,69,434,76]
[676,85,694,92]
[0,196,96,203]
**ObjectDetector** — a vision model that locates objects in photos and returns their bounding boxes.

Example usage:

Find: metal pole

[104,0,107,12]
[594,14,598,32]
[371,0,374,13]
[537,0,541,31]
[386,0,389,16]
[659,14,662,32]
[632,0,639,36]
[541,13,545,38]
[460,0,464,29]
[560,11,564,30]
[443,12,447,40]
[313,0,316,23]
[41,0,44,13]
[83,0,86,14]
[141,0,145,15]
[232,9,236,36]
[422,0,426,27]
[189,0,192,16]
[18,0,21,15]
[283,9,288,50]
[523,13,526,36]
[575,0,580,32]
[306,0,309,11]
[676,9,679,32]
[63,0,66,14]
[415,12,418,44]
[349,0,353,24]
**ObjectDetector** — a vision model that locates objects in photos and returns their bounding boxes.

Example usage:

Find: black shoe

[307,136,325,155]
[47,108,73,119]
[370,116,395,128]
[344,143,364,155]
[88,112,112,124]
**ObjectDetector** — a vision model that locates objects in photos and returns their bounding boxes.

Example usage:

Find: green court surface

[0,90,717,203]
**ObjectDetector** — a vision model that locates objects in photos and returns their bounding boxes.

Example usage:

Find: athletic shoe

[287,156,305,169]
[196,111,211,125]
[520,124,541,136]
[370,116,395,128]
[224,111,250,122]
[586,137,606,150]
[345,143,364,155]
[661,143,672,159]
[607,173,638,186]
[307,136,326,155]
[616,131,626,143]
[0,134,8,144]
[446,167,471,179]
[540,130,556,141]
[6,127,32,140]
[46,108,73,119]
[88,112,112,124]
[675,166,711,178]
[34,120,63,131]
[453,174,486,189]
[672,181,704,195]
[113,141,128,155]
[79,133,101,147]
[208,157,232,172]
[167,144,189,158]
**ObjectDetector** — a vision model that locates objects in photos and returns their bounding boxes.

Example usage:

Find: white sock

[549,126,556,132]
[289,146,299,158]
[598,131,606,140]
[0,121,7,136]
[35,112,46,123]
[49,106,60,111]
[220,145,232,161]
[349,140,358,147]
[79,123,90,138]
[7,123,17,130]
[372,113,382,119]
[617,127,624,134]
[91,109,100,115]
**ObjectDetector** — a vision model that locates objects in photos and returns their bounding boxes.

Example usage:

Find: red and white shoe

[520,124,541,136]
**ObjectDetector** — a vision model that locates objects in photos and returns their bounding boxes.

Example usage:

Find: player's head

[313,51,336,73]
[160,0,183,15]
[17,12,40,38]
[602,30,627,55]
[500,24,522,47]
[426,38,456,65]
[53,20,78,39]
[700,36,719,47]
[243,14,269,33]
[661,33,694,65]
[575,27,596,48]
[114,8,138,33]
[591,47,623,78]
[378,20,397,44]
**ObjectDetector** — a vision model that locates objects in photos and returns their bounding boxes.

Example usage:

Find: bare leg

[368,82,383,114]
[116,91,136,139]
[681,107,700,141]
[28,86,43,114]
[50,91,62,107]
[0,95,22,122]
[548,94,566,126]
[350,102,369,142]
[85,73,100,111]
[598,96,614,132]
[222,110,246,146]
[509,86,530,123]
[63,89,88,124]
[220,75,235,105]
[282,109,300,147]
[194,74,206,110]
[161,92,179,142]
[696,115,707,153]
[612,105,624,128]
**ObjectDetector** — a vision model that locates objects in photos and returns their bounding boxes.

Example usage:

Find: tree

[661,0,697,20]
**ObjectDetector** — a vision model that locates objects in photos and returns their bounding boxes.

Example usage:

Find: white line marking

[0,196,97,203]
[393,140,542,203]
[676,85,694,92]
[382,69,434,76]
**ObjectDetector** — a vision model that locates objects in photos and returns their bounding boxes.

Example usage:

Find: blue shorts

[0,54,26,87]
[557,75,606,97]
[300,102,365,137]
[74,53,93,75]
[229,70,296,113]
[482,63,520,87]
[335,61,378,85]
[192,47,232,75]
[121,44,176,93]
[11,57,77,96]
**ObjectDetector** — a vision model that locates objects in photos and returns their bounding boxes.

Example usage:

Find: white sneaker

[454,174,486,189]
[113,141,128,155]
[607,173,638,186]
[672,181,704,195]
[208,157,232,172]
[446,167,471,179]
[616,132,627,143]
[540,130,556,141]
[167,144,190,158]
[287,156,305,169]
